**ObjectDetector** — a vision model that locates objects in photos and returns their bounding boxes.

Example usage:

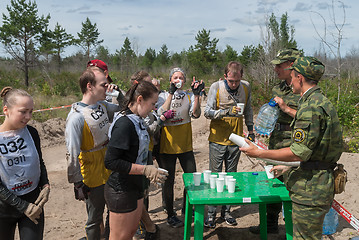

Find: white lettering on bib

[81,103,110,147]
[165,90,191,126]
[0,127,40,196]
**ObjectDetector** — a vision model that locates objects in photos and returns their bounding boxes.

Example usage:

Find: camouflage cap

[287,56,325,81]
[271,48,302,65]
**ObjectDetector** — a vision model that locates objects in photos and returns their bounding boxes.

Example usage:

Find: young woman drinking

[104,81,168,240]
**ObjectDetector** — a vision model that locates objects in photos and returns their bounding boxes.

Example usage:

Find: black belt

[300,161,337,170]
[275,123,292,131]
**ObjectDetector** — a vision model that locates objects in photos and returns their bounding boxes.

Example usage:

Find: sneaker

[145,225,160,240]
[167,215,184,228]
[134,223,146,239]
[249,225,279,234]
[204,216,216,228]
[221,213,237,226]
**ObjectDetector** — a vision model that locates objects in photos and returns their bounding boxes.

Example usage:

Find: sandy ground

[17,103,359,240]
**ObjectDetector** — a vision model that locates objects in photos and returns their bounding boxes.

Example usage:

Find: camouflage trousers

[292,202,331,240]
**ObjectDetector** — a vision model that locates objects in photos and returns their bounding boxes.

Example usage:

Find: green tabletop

[182,172,293,240]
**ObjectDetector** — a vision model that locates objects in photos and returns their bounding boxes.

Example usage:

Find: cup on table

[237,103,245,115]
[228,178,236,193]
[225,175,234,187]
[264,165,274,179]
[203,170,211,183]
[218,172,227,179]
[209,175,217,189]
[216,178,224,192]
[193,172,202,186]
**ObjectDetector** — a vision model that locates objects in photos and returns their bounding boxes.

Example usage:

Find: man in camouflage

[250,48,302,234]
[241,56,344,239]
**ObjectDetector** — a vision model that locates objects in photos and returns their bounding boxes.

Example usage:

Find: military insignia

[293,128,305,143]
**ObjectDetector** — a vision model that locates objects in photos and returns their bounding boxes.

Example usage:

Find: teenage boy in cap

[241,56,343,239]
[87,59,113,83]
[66,69,123,240]
[249,48,302,234]
[203,61,254,228]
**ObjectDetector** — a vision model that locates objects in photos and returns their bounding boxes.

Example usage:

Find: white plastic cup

[225,175,234,187]
[237,103,245,115]
[216,178,224,192]
[229,133,250,148]
[193,172,202,186]
[264,165,274,179]
[203,170,211,183]
[106,89,120,97]
[218,172,227,179]
[210,175,217,189]
[175,80,183,89]
[158,167,168,176]
[228,178,236,193]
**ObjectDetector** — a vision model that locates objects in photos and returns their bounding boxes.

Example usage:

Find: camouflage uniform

[269,48,302,150]
[262,49,302,232]
[284,57,344,239]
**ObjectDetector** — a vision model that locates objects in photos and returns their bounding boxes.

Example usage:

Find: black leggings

[0,212,44,240]
[157,151,197,217]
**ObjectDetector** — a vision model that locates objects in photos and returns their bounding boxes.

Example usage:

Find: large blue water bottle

[322,207,339,235]
[254,98,279,136]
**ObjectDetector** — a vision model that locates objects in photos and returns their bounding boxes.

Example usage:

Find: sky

[0,0,358,58]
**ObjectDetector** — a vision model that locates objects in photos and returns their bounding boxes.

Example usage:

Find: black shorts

[104,183,143,213]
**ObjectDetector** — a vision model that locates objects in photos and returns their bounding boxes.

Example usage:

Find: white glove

[34,185,50,208]
[143,165,168,184]
[24,203,42,224]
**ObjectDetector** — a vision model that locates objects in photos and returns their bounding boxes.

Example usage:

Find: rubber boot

[249,213,279,234]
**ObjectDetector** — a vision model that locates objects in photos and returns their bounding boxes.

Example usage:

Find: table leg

[193,205,204,240]
[283,201,293,240]
[183,195,193,240]
[259,203,268,240]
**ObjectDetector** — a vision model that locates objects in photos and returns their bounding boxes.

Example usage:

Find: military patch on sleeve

[293,129,306,143]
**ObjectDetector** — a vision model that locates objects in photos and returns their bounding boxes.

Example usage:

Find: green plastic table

[182,172,293,240]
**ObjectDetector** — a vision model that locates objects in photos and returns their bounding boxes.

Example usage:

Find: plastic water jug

[254,98,279,136]
[322,207,339,235]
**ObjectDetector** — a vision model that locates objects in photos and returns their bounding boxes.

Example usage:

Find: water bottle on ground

[322,207,339,235]
[254,98,279,136]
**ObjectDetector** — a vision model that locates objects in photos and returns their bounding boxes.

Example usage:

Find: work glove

[247,133,255,142]
[162,110,175,119]
[191,81,205,96]
[143,165,168,184]
[74,181,90,201]
[168,82,178,95]
[24,203,42,224]
[34,185,50,208]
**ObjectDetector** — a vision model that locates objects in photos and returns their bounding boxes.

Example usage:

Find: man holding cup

[203,61,254,228]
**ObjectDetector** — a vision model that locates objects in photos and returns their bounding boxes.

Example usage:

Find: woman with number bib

[156,68,203,228]
[0,87,50,240]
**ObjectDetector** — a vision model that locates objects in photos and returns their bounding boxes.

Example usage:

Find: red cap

[87,59,113,83]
